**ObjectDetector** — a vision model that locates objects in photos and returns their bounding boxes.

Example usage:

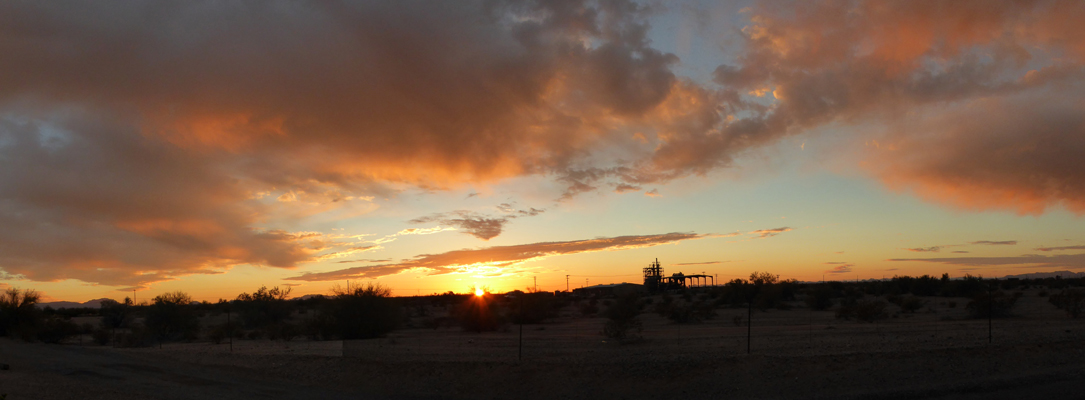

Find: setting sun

[474,288,485,297]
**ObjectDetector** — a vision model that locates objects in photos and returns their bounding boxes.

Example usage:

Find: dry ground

[1,289,1083,399]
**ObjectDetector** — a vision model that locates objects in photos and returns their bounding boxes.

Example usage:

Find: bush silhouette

[656,298,716,323]
[456,292,501,333]
[508,292,557,324]
[837,298,887,322]
[36,317,79,344]
[0,288,42,340]
[330,282,401,339]
[804,284,835,311]
[603,293,642,342]
[966,290,1020,318]
[100,297,133,331]
[145,291,200,342]
[235,286,293,329]
[577,300,599,317]
[898,296,925,313]
[1048,288,1084,318]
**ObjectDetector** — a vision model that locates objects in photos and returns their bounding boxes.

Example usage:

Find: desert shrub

[602,293,642,342]
[805,284,835,311]
[456,293,501,333]
[577,301,599,316]
[117,325,153,348]
[966,290,1020,318]
[303,311,337,340]
[208,326,227,344]
[714,279,749,308]
[509,292,557,324]
[100,297,133,331]
[855,300,888,322]
[659,300,716,324]
[0,288,43,340]
[144,291,200,342]
[731,315,743,326]
[36,317,79,344]
[749,271,779,285]
[886,294,902,305]
[1049,288,1085,318]
[268,322,301,341]
[92,328,112,345]
[942,274,986,298]
[208,320,238,344]
[899,296,925,313]
[1038,290,1049,297]
[330,283,402,339]
[745,272,794,311]
[754,284,785,311]
[837,298,887,322]
[235,286,293,329]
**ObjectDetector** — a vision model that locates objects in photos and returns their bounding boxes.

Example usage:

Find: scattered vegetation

[1049,288,1085,318]
[508,291,558,324]
[145,291,200,342]
[329,283,401,339]
[0,288,41,341]
[603,293,642,342]
[7,272,1083,348]
[837,298,888,322]
[966,290,1021,319]
[456,288,501,333]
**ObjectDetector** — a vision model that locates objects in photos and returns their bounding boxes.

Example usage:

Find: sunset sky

[3,1,1085,302]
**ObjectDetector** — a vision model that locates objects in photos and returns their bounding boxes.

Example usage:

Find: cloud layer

[716,1,1085,214]
[4,0,1085,289]
[0,1,718,286]
[890,253,1085,270]
[287,232,706,281]
[408,204,545,240]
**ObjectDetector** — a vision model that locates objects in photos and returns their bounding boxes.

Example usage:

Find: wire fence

[344,296,1084,362]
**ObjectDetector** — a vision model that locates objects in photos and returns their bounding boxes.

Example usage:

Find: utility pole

[566,275,570,292]
[534,276,537,293]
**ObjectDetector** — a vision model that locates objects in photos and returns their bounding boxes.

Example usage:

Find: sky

[3,0,1085,302]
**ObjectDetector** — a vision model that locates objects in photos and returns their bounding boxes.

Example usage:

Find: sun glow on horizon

[474,287,484,297]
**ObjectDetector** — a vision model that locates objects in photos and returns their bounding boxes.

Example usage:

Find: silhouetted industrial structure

[643,258,714,293]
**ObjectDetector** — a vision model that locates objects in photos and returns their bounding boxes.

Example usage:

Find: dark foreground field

[2,291,1083,399]
[1,334,1083,399]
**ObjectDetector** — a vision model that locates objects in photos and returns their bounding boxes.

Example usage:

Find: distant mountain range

[1002,270,1085,279]
[37,298,112,309]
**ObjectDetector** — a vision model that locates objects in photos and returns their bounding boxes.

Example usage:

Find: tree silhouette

[145,291,199,342]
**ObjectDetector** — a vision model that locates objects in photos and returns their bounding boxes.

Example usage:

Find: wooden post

[522,292,527,362]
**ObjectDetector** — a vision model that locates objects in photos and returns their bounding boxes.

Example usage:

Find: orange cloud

[715,1,1085,215]
[287,232,706,281]
[871,96,1085,215]
[890,253,1085,269]
[750,227,792,238]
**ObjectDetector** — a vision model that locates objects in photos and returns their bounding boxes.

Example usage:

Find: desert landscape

[2,283,1083,399]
